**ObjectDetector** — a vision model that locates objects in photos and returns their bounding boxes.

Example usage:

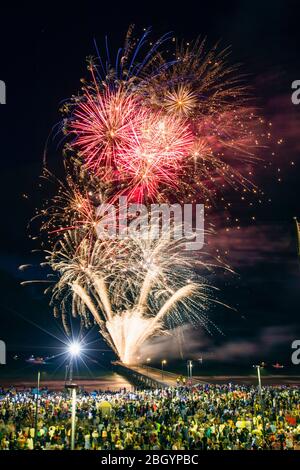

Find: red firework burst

[117,114,194,200]
[68,85,147,177]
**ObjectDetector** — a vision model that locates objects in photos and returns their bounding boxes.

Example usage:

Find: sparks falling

[41,227,220,364]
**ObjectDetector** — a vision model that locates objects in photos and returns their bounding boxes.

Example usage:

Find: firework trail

[23,26,269,363]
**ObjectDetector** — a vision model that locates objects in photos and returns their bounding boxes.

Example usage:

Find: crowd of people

[0,384,299,450]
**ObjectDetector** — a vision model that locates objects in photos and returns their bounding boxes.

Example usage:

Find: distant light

[68,342,81,357]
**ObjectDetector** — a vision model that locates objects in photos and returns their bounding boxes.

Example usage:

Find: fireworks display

[23,26,268,364]
[44,226,220,364]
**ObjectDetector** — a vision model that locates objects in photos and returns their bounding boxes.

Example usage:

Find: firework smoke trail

[23,26,270,364]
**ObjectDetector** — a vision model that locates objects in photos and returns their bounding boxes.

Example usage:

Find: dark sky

[0,1,299,367]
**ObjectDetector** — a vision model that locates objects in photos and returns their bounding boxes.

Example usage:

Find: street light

[65,382,78,450]
[253,364,262,395]
[161,359,167,380]
[187,360,193,383]
[68,341,81,357]
[253,363,266,442]
[33,371,40,449]
[146,357,151,377]
[65,341,82,450]
[67,341,82,383]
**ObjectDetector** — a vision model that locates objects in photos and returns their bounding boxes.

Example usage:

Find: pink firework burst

[118,114,194,201]
[68,85,147,177]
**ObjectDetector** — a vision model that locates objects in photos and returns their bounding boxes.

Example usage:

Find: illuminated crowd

[0,384,299,450]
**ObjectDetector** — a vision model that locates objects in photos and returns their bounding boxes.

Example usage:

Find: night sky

[0,1,299,370]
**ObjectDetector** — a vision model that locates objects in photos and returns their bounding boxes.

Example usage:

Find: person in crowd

[0,384,299,450]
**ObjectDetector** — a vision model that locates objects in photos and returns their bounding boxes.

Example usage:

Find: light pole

[161,359,167,381]
[146,357,151,377]
[67,341,81,383]
[253,364,266,444]
[71,386,77,450]
[256,365,262,395]
[65,383,78,450]
[187,360,193,384]
[34,371,40,448]
[66,341,82,450]
[253,364,263,397]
